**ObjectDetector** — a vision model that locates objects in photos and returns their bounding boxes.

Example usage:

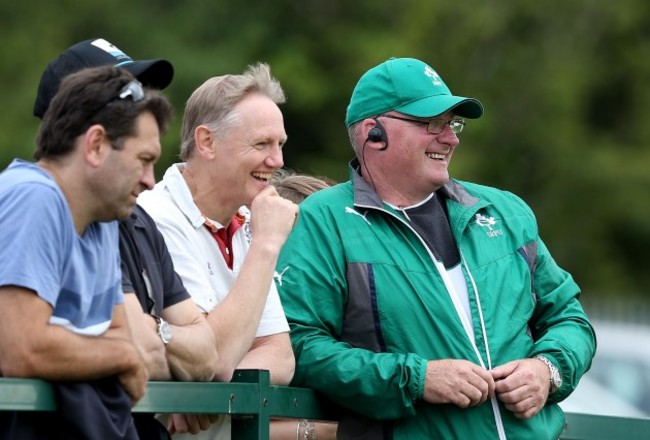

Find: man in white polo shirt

[138,62,297,439]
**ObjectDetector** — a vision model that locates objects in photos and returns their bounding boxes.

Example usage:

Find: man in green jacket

[275,57,596,439]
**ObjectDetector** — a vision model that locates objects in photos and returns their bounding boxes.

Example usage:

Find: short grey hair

[179,62,286,160]
[348,120,366,160]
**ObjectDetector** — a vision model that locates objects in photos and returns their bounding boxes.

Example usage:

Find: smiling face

[369,110,460,206]
[94,111,161,220]
[209,93,286,213]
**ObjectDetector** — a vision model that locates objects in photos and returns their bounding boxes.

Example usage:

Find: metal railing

[1,370,648,440]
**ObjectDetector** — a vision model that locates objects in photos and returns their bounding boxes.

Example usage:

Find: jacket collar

[349,158,480,209]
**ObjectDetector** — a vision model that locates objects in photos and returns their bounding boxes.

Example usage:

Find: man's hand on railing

[116,345,149,406]
[167,413,222,435]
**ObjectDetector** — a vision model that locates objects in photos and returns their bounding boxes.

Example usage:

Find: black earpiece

[366,118,388,150]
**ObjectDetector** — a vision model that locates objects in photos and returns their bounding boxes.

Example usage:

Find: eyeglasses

[380,114,466,134]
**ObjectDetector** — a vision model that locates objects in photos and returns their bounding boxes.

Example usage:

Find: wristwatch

[535,355,562,393]
[153,316,172,345]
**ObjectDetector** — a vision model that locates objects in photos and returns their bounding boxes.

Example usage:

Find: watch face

[159,319,172,344]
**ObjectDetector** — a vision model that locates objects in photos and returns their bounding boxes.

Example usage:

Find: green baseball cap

[345,57,483,127]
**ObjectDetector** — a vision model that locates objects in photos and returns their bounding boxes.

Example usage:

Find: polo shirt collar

[161,163,205,229]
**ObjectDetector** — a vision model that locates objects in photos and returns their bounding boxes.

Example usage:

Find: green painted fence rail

[1,370,648,439]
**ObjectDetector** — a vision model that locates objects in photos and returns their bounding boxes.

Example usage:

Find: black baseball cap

[34,37,174,118]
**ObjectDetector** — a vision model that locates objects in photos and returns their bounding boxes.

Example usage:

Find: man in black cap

[34,37,173,118]
[32,39,220,439]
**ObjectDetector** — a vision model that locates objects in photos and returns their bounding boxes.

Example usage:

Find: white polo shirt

[138,163,289,338]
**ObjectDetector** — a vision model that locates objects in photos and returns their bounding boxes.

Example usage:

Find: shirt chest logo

[345,207,371,225]
[475,213,503,237]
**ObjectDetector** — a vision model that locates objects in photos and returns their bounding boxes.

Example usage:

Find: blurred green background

[1,0,649,307]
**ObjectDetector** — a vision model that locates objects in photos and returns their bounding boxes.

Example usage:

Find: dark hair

[271,169,335,204]
[35,65,173,160]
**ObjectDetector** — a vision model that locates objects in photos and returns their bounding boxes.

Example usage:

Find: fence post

[231,369,270,440]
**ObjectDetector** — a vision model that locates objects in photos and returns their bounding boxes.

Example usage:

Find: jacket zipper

[357,203,508,440]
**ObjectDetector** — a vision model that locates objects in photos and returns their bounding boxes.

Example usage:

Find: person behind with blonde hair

[271,169,336,204]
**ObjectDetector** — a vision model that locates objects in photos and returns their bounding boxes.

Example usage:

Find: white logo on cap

[424,66,443,86]
[90,38,130,61]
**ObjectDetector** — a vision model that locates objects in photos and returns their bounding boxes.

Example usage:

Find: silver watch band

[535,355,562,393]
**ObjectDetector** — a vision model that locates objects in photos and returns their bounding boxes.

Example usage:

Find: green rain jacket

[275,162,596,440]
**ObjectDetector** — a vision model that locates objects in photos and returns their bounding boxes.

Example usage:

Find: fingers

[197,414,214,431]
[503,395,544,419]
[249,189,299,244]
[454,369,493,407]
[167,414,176,435]
[473,365,497,400]
[492,358,549,419]
[166,415,176,435]
[172,414,200,434]
[168,413,220,434]
[119,361,148,406]
[423,359,495,408]
[455,381,487,408]
[423,358,551,416]
[491,360,517,381]
[189,415,205,434]
[170,414,189,433]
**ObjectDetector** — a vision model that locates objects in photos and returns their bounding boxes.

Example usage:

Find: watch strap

[535,355,562,394]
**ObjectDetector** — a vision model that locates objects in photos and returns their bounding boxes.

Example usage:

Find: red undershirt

[203,213,245,270]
